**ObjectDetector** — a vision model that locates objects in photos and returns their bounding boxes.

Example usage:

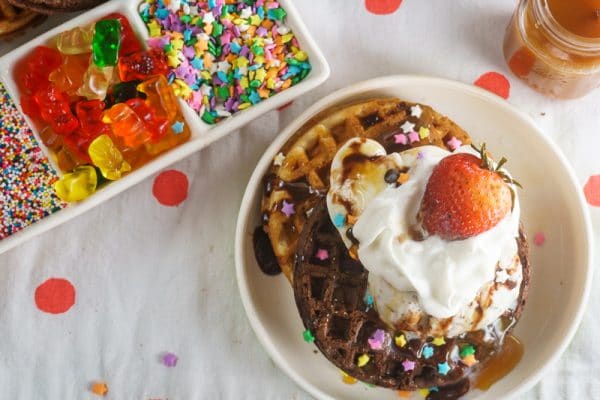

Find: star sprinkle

[407,131,420,143]
[432,337,446,346]
[417,151,424,160]
[429,387,439,393]
[273,152,286,167]
[315,248,329,261]
[461,354,478,367]
[394,132,408,145]
[364,293,374,309]
[303,329,315,343]
[357,353,371,367]
[460,344,476,358]
[437,362,451,375]
[411,105,423,118]
[171,120,185,134]
[90,382,108,396]
[419,127,430,139]
[418,388,430,397]
[394,334,407,348]
[397,390,412,398]
[402,359,415,372]
[534,231,546,246]
[333,213,346,228]
[368,329,385,350]
[397,173,410,184]
[446,136,463,151]
[340,370,358,384]
[400,121,416,133]
[163,352,178,367]
[422,345,434,359]
[281,200,295,217]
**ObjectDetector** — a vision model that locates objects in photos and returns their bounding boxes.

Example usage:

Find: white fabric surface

[1,0,600,398]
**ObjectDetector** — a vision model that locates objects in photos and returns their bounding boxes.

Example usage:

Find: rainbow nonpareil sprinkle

[139,0,312,125]
[0,81,66,240]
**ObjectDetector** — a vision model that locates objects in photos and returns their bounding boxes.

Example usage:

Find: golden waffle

[0,0,39,36]
[260,98,471,282]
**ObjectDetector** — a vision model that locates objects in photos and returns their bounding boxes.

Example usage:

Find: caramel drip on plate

[473,334,524,391]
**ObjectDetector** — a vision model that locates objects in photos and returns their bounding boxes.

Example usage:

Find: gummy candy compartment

[0,0,329,255]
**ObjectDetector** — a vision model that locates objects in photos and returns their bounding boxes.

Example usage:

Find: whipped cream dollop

[326,138,522,336]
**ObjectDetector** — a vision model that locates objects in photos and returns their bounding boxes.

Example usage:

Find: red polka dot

[474,72,511,99]
[153,170,189,207]
[35,278,76,314]
[277,101,293,111]
[365,0,403,14]
[584,175,600,207]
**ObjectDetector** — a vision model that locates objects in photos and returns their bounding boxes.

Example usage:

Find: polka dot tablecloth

[1,0,599,399]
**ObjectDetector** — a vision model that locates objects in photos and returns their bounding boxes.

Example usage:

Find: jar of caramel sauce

[504,0,600,98]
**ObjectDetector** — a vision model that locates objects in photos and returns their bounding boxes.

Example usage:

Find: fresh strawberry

[419,146,518,241]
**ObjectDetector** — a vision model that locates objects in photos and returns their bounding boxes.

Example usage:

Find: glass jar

[503,0,600,99]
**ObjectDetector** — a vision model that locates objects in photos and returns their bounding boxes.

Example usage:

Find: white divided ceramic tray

[0,0,329,254]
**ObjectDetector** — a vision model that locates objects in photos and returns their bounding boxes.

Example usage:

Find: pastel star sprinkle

[303,329,315,343]
[397,173,410,184]
[417,151,424,160]
[171,120,185,134]
[418,388,430,397]
[315,248,329,261]
[460,344,476,358]
[461,354,478,367]
[397,390,412,398]
[364,293,374,308]
[408,131,420,143]
[163,352,178,367]
[357,353,370,367]
[368,329,385,350]
[340,370,358,384]
[534,231,546,246]
[432,337,446,346]
[419,126,430,139]
[281,200,295,217]
[273,152,286,167]
[437,362,451,375]
[400,121,416,133]
[394,132,408,145]
[90,382,108,396]
[394,334,407,348]
[446,136,463,151]
[422,345,434,359]
[430,387,439,393]
[401,359,415,372]
[333,213,346,227]
[411,105,423,118]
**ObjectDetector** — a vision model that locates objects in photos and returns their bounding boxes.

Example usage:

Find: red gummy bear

[102,13,143,56]
[62,134,93,164]
[34,85,79,135]
[16,46,63,94]
[117,49,168,82]
[125,98,169,143]
[75,100,110,138]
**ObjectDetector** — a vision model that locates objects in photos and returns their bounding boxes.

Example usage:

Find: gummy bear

[102,103,153,149]
[101,13,142,56]
[16,46,63,94]
[34,85,79,135]
[56,25,94,55]
[75,100,109,138]
[117,49,168,82]
[125,98,169,142]
[53,165,98,202]
[88,134,132,180]
[105,80,142,107]
[137,75,179,121]
[77,62,114,100]
[62,134,94,164]
[20,94,41,120]
[92,19,121,68]
[49,54,89,97]
[56,145,86,172]
[38,126,63,151]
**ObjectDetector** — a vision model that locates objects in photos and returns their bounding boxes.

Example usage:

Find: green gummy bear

[92,19,122,68]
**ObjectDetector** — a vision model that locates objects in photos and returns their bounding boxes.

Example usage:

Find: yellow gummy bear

[53,165,97,202]
[88,134,131,180]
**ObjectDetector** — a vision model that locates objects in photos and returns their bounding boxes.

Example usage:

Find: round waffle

[7,0,104,14]
[0,0,40,36]
[293,200,530,394]
[260,98,471,282]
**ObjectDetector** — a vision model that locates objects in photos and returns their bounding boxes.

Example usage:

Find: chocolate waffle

[7,0,104,14]
[293,201,530,395]
[0,0,39,36]
[260,98,471,281]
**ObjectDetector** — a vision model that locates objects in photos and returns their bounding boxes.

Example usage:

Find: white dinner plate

[235,75,593,400]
